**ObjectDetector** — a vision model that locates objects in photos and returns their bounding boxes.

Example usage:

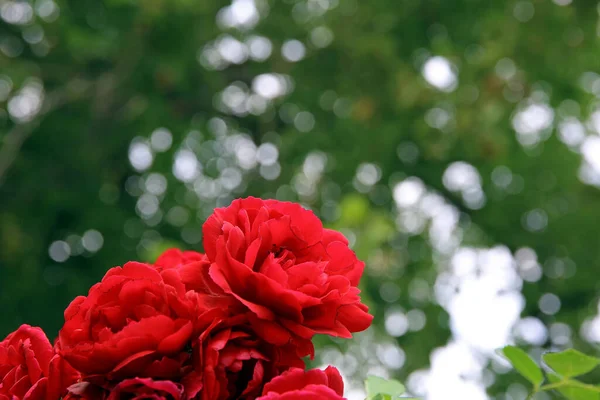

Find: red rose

[0,325,79,400]
[202,197,373,346]
[257,366,345,400]
[154,249,208,271]
[58,262,215,380]
[63,378,181,400]
[62,382,106,400]
[108,378,183,400]
[154,249,226,299]
[182,315,304,400]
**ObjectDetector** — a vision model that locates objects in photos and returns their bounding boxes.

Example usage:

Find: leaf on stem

[499,346,544,387]
[546,372,600,400]
[543,349,600,378]
[365,376,405,400]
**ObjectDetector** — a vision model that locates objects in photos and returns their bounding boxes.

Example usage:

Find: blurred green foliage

[2,0,600,397]
[501,346,600,399]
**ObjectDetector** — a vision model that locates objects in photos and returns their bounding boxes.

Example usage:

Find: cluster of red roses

[1,198,373,400]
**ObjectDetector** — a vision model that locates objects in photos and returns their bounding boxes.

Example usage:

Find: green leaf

[372,394,392,400]
[547,373,600,400]
[543,349,600,378]
[498,346,544,387]
[365,376,405,400]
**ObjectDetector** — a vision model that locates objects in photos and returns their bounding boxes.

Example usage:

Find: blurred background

[1,0,600,398]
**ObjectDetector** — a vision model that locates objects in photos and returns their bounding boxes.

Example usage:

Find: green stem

[527,378,600,399]
[525,392,535,400]
[538,379,600,393]
[526,383,541,400]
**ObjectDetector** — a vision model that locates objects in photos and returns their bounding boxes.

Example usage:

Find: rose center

[226,358,261,399]
[271,246,296,270]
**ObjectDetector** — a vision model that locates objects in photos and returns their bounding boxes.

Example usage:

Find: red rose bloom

[62,382,106,400]
[153,250,225,299]
[108,378,183,400]
[203,198,373,346]
[153,249,242,319]
[182,315,304,400]
[154,249,208,272]
[58,262,213,380]
[257,366,345,400]
[0,325,79,400]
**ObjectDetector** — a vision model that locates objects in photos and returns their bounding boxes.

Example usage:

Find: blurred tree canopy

[2,0,600,398]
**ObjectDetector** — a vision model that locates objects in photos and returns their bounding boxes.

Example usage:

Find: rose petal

[157,321,192,354]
